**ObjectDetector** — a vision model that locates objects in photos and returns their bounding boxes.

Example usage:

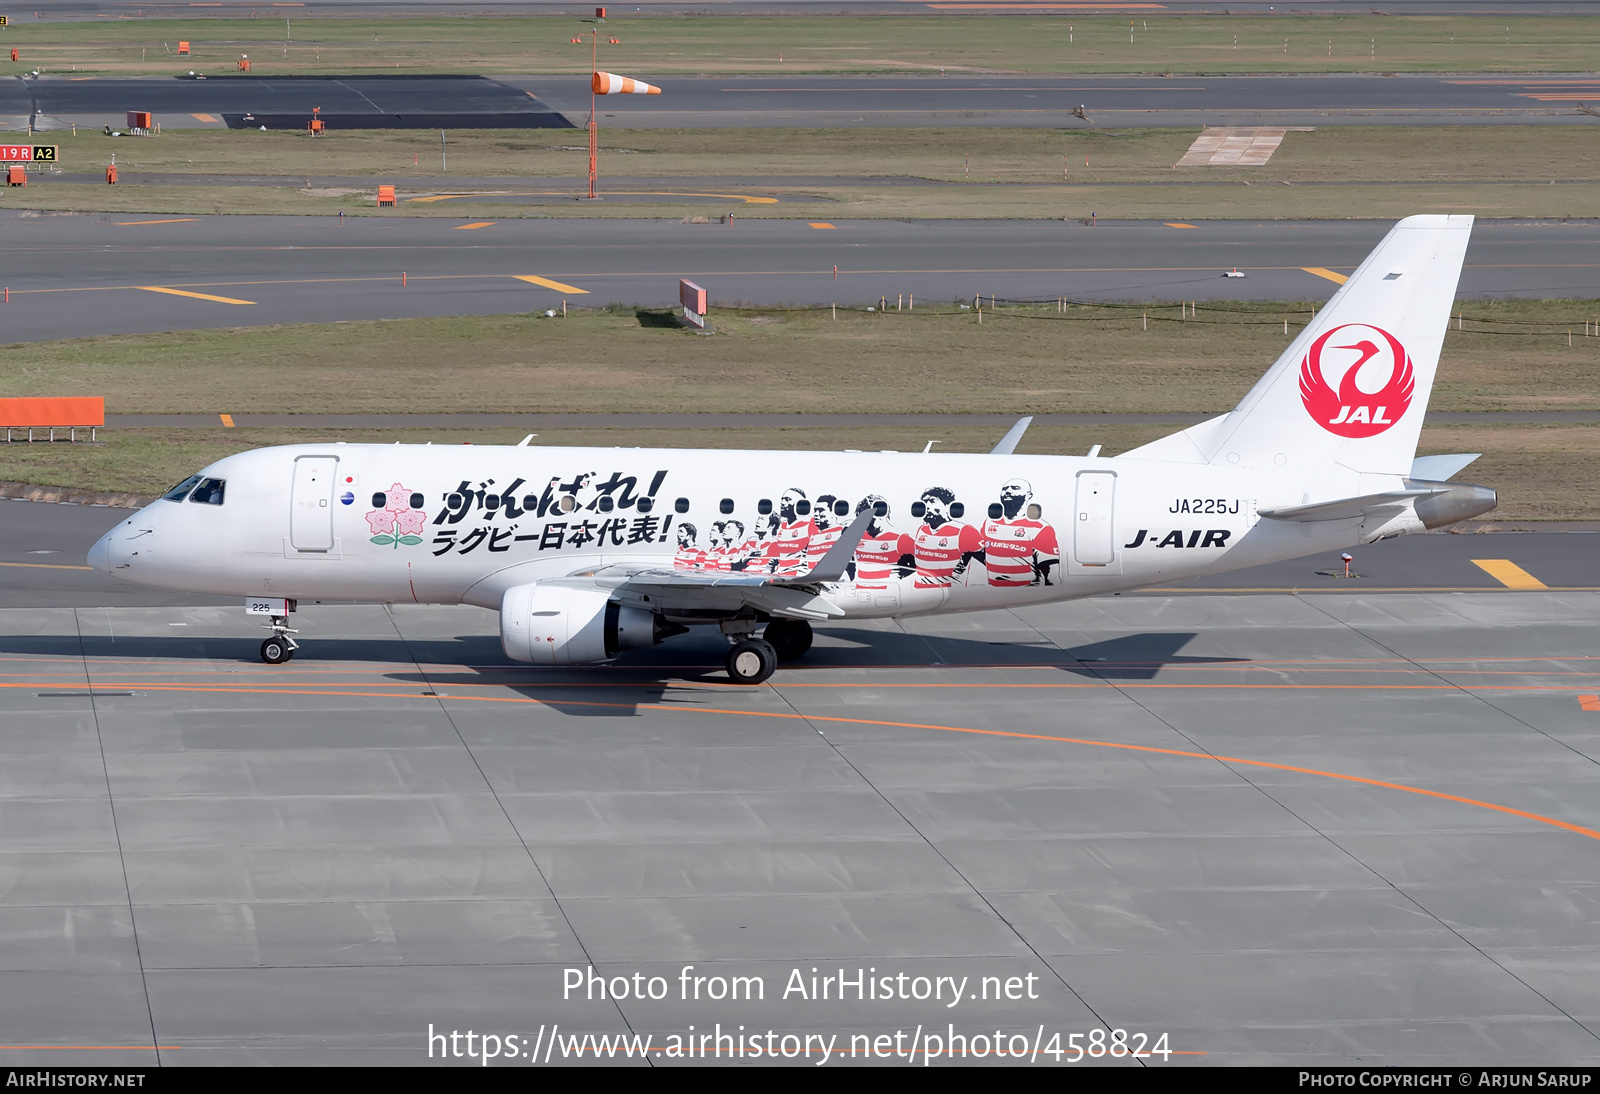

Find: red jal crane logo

[1298,323,1414,438]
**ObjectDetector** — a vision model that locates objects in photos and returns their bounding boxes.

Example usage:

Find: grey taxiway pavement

[0,214,1594,341]
[4,577,1600,1064]
[11,71,1600,132]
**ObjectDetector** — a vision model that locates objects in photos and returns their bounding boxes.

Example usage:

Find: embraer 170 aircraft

[89,215,1495,685]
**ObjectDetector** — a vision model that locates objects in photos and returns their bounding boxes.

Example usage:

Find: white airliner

[89,215,1495,684]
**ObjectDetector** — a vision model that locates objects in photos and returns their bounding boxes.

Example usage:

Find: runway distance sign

[0,145,57,162]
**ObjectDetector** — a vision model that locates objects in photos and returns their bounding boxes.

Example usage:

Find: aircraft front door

[290,455,338,552]
[1072,470,1117,569]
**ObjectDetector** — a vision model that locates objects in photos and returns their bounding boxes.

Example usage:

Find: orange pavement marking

[1,1046,177,1051]
[1302,267,1348,285]
[19,678,1600,843]
[1472,559,1548,590]
[1581,696,1600,712]
[218,413,234,428]
[454,222,496,230]
[808,222,837,229]
[190,113,218,122]
[1164,223,1197,229]
[0,561,93,571]
[115,219,198,226]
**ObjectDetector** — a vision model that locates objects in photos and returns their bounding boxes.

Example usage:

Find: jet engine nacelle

[499,583,660,665]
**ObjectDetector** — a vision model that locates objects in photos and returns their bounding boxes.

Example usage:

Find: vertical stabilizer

[1125,215,1473,474]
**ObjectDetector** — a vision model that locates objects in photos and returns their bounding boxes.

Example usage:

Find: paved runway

[11,72,1600,132]
[0,214,1593,341]
[514,73,1600,129]
[3,589,1600,1065]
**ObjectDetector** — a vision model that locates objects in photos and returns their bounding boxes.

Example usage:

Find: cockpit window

[188,478,226,506]
[162,474,203,502]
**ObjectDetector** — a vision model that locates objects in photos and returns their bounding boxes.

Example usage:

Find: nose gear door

[290,455,338,552]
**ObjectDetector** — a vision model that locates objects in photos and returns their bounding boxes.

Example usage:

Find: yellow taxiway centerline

[137,286,256,305]
[1472,559,1549,590]
[513,275,588,294]
[116,219,199,226]
[0,560,94,571]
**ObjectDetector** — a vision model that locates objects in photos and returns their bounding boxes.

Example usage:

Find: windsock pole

[588,30,599,199]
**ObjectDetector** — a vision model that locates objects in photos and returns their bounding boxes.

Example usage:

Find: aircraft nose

[87,530,113,573]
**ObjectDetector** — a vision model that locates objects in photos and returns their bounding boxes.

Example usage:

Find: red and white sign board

[680,279,707,329]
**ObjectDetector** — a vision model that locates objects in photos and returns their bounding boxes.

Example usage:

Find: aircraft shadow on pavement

[0,629,1243,718]
[385,627,1244,717]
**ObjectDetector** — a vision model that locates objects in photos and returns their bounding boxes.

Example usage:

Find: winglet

[780,509,875,584]
[990,416,1033,455]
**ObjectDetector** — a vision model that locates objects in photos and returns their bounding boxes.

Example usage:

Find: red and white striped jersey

[981,517,1059,586]
[673,547,706,570]
[770,518,816,577]
[702,547,733,572]
[805,523,844,570]
[854,531,914,588]
[913,521,981,588]
[739,538,772,575]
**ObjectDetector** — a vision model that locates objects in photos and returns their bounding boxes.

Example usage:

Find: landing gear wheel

[763,619,813,661]
[725,639,777,685]
[260,637,292,664]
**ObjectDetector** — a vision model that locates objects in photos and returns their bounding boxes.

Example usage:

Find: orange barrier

[126,110,151,129]
[105,163,117,184]
[177,41,190,56]
[377,184,396,207]
[6,166,24,187]
[9,48,16,63]
[0,397,104,442]
[238,56,251,72]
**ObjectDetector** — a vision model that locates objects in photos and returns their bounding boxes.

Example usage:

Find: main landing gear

[260,615,300,664]
[762,619,813,662]
[723,620,813,685]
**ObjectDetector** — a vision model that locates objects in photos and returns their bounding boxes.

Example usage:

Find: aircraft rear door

[1070,470,1119,573]
[290,455,338,552]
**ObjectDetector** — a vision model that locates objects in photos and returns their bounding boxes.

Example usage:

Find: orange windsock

[592,71,661,95]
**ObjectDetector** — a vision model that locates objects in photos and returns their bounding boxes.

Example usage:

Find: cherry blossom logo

[1299,323,1414,438]
[366,483,427,549]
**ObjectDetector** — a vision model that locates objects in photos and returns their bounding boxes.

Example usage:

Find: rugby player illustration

[963,477,1060,586]
[850,495,914,589]
[806,495,847,570]
[673,523,703,569]
[911,486,983,589]
[770,488,817,578]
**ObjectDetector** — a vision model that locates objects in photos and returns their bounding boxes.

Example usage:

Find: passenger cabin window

[162,474,202,502]
[637,496,655,513]
[910,501,926,518]
[949,502,965,518]
[835,500,851,517]
[597,496,615,512]
[674,497,690,514]
[1027,503,1043,520]
[988,502,1004,519]
[795,500,811,516]
[720,498,735,514]
[757,499,772,515]
[188,478,226,506]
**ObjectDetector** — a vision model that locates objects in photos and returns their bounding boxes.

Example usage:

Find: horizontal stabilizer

[990,416,1033,456]
[1259,489,1443,522]
[1410,453,1480,481]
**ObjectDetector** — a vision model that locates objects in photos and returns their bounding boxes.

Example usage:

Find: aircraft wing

[1259,489,1446,522]
[552,510,878,619]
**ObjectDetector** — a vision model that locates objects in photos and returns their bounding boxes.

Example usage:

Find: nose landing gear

[260,615,299,664]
